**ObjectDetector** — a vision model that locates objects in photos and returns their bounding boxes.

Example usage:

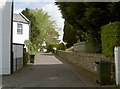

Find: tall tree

[56,2,120,52]
[109,2,120,21]
[22,8,59,52]
[63,22,78,48]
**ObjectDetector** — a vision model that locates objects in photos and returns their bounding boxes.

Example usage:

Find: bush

[101,22,120,58]
[47,44,59,53]
[58,43,66,50]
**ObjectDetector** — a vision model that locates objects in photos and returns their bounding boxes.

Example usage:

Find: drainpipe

[10,0,13,74]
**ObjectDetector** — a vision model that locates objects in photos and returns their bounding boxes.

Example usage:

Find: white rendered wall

[13,22,29,44]
[0,1,4,87]
[0,0,12,75]
[114,47,120,86]
[0,0,3,75]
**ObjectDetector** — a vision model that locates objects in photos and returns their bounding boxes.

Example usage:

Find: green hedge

[101,22,120,57]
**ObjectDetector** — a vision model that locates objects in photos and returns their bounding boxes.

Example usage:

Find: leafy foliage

[63,22,78,48]
[24,40,37,55]
[56,2,120,53]
[46,44,59,53]
[58,43,66,50]
[101,22,120,57]
[22,8,59,53]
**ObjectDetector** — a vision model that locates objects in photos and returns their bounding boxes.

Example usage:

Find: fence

[74,42,101,53]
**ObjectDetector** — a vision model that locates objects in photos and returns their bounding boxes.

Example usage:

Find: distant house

[13,13,30,44]
[12,13,30,72]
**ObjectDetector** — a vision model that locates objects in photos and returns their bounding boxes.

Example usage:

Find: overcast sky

[14,0,64,42]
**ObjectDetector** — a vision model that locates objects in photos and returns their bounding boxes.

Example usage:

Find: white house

[0,1,30,75]
[12,13,30,72]
[13,13,30,44]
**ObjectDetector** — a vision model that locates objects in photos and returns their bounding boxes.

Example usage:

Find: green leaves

[22,8,59,53]
[63,22,78,48]
[101,22,120,58]
[56,2,120,53]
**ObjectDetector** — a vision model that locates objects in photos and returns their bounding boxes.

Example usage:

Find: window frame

[17,23,23,34]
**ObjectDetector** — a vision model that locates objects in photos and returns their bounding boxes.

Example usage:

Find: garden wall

[56,50,113,73]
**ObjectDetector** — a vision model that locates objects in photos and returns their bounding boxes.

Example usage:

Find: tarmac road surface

[2,53,105,87]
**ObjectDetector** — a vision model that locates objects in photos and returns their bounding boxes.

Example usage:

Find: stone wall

[56,50,113,73]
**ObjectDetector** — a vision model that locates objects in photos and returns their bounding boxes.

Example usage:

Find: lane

[2,53,100,87]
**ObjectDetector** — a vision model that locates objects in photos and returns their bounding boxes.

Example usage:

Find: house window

[17,23,23,34]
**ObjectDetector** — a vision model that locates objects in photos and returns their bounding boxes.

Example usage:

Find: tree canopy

[56,2,120,52]
[22,8,59,53]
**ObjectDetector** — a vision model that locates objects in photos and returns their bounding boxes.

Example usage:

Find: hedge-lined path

[2,53,101,87]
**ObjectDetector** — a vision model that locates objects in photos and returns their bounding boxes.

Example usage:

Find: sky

[13,0,64,42]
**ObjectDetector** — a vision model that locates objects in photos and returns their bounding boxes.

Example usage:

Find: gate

[12,43,24,72]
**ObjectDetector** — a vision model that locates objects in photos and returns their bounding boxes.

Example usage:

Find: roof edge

[19,13,30,23]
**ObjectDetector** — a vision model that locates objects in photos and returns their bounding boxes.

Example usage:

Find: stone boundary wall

[56,50,113,73]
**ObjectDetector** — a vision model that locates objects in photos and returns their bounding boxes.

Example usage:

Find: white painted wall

[13,22,29,44]
[114,47,120,86]
[0,0,3,76]
[0,0,3,87]
[0,0,12,75]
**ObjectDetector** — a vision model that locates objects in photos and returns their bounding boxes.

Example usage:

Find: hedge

[101,22,120,58]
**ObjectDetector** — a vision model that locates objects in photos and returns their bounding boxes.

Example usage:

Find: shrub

[47,44,59,53]
[101,22,120,58]
[24,40,38,55]
[58,43,66,50]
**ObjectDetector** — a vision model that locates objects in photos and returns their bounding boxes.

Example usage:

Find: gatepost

[114,47,120,86]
